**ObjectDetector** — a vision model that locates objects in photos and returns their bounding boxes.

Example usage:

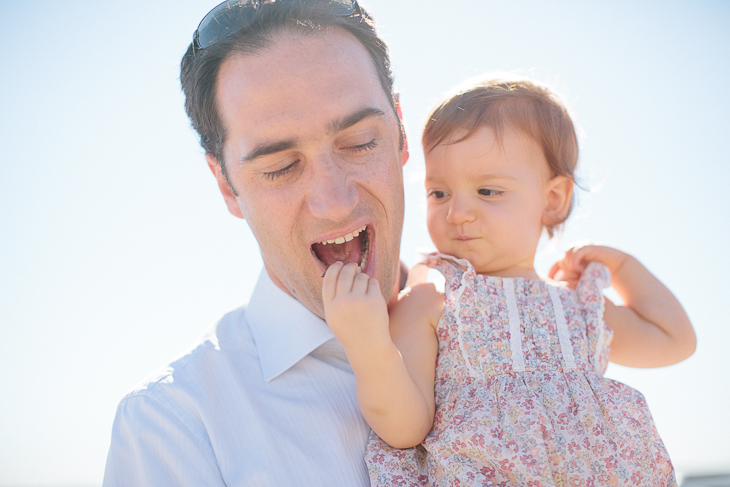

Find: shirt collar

[246,269,335,382]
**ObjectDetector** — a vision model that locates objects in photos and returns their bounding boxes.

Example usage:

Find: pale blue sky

[1,1,729,485]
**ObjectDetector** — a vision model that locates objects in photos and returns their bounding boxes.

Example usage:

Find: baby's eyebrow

[425,174,518,183]
[476,174,518,181]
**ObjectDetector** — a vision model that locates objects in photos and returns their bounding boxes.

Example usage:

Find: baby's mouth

[312,225,370,271]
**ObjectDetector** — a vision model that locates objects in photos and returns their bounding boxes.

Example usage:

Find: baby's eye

[478,188,502,197]
[428,190,447,199]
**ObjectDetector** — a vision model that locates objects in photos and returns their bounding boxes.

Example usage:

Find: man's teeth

[319,225,367,245]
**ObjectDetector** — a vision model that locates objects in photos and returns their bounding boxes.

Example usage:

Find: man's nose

[446,195,476,225]
[305,155,359,222]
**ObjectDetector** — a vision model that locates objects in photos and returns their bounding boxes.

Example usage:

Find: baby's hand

[552,244,695,366]
[322,262,391,356]
[549,245,629,289]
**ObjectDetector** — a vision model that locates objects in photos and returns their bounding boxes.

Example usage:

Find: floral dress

[365,253,676,487]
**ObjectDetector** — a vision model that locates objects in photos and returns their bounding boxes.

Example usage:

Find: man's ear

[395,94,409,166]
[206,152,245,219]
[542,175,573,228]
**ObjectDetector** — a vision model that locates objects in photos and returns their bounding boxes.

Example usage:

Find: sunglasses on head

[193,0,362,51]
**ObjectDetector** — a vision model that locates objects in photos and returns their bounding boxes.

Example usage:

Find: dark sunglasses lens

[197,1,258,49]
[196,0,357,50]
[316,0,356,15]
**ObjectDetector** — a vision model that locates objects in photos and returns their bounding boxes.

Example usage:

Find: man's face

[209,28,407,318]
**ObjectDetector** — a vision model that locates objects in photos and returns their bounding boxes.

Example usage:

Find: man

[103,1,408,485]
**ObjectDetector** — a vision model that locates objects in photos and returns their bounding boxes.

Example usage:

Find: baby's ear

[542,175,574,228]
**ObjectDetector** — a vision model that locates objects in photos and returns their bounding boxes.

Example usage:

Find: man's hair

[422,78,579,237]
[180,1,398,191]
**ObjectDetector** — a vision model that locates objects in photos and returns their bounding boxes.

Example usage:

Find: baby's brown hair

[422,79,579,237]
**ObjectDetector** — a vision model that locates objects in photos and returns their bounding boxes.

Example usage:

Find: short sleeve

[577,262,613,374]
[103,394,225,487]
[422,252,473,296]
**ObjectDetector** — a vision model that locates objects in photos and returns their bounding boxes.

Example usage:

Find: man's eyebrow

[328,107,386,134]
[239,108,385,163]
[240,139,297,163]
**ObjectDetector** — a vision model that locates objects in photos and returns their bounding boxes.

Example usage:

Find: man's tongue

[313,235,363,267]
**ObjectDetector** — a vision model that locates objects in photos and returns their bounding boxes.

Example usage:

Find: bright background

[1,1,728,485]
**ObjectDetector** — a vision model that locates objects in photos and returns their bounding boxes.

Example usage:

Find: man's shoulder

[120,305,255,406]
[105,305,264,485]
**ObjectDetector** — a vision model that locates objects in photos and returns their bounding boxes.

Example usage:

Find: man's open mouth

[312,225,370,271]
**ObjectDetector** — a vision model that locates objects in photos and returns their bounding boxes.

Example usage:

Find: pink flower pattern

[366,253,676,486]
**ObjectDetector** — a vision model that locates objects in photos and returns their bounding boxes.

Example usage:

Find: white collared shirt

[103,270,371,486]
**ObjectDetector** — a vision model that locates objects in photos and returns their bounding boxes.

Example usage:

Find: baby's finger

[568,250,581,271]
[560,247,581,273]
[554,269,568,282]
[336,262,360,295]
[322,261,345,303]
[366,276,382,297]
[571,246,594,270]
[548,261,562,280]
[351,269,370,295]
[567,247,583,267]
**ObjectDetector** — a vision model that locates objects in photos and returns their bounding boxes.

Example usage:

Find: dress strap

[548,286,577,369]
[454,273,479,377]
[503,278,526,372]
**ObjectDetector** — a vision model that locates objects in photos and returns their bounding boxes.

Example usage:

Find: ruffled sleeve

[421,252,473,296]
[577,262,613,374]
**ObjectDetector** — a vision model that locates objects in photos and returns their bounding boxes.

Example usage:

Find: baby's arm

[322,262,442,448]
[550,245,696,367]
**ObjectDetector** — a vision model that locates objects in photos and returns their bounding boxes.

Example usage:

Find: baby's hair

[422,78,578,237]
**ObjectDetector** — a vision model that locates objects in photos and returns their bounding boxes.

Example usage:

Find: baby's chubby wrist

[585,245,632,275]
[346,339,402,377]
[327,314,392,355]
